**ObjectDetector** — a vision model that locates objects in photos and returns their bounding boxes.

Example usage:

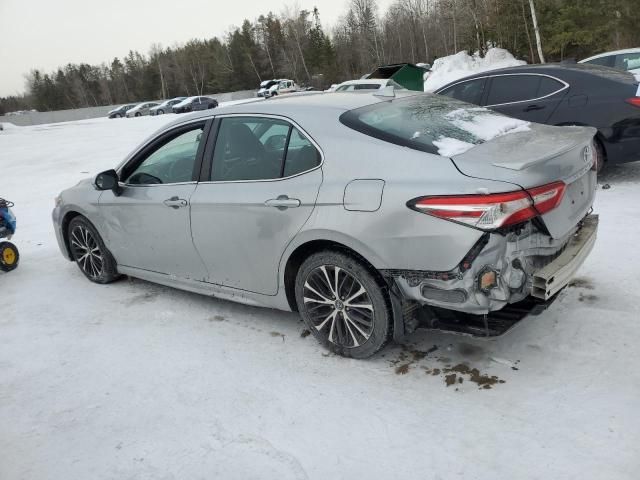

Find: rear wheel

[68,216,120,284]
[593,139,605,173]
[294,250,392,358]
[0,241,19,272]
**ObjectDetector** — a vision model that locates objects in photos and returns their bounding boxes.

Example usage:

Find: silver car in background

[125,102,159,117]
[150,97,186,115]
[52,92,598,358]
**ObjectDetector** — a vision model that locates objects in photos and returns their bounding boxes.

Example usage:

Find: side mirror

[95,169,122,195]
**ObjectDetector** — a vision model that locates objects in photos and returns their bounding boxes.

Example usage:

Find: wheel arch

[281,233,387,312]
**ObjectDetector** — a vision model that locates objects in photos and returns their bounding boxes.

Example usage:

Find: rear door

[190,115,323,295]
[484,74,568,123]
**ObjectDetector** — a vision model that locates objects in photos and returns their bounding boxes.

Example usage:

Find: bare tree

[528,0,545,63]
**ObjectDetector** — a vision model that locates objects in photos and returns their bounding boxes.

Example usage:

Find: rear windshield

[339,94,530,157]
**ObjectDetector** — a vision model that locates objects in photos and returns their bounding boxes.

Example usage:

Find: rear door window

[210,117,320,181]
[486,75,541,105]
[537,76,566,97]
[615,52,640,71]
[584,55,615,68]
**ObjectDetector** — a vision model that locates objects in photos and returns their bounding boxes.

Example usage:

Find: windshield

[339,94,530,156]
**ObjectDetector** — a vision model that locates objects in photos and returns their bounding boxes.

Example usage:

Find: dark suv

[172,96,218,114]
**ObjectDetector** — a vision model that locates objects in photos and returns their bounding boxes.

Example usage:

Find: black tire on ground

[0,241,19,272]
[114,113,121,118]
[158,109,164,115]
[67,216,120,284]
[294,250,392,359]
[593,138,605,173]
[135,112,141,117]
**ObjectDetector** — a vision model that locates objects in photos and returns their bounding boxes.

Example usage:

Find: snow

[433,136,476,156]
[433,107,531,156]
[2,115,640,479]
[424,47,527,92]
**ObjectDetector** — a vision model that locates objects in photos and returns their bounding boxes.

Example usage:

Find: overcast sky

[0,0,395,97]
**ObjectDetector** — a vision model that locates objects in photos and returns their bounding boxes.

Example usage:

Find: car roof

[435,62,638,90]
[580,47,640,62]
[162,90,420,128]
[338,79,387,86]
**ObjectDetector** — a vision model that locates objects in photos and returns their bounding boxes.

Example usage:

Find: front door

[98,120,209,280]
[190,115,323,295]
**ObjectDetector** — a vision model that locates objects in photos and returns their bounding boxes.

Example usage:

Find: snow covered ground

[1,114,640,480]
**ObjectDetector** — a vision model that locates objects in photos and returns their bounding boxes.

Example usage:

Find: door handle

[163,196,188,209]
[524,104,545,112]
[264,195,301,210]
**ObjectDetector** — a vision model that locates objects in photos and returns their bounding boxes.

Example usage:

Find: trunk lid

[451,124,597,238]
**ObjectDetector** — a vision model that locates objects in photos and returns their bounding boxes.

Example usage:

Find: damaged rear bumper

[383,214,599,315]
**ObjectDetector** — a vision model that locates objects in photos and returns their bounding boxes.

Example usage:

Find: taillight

[626,97,640,108]
[409,181,566,230]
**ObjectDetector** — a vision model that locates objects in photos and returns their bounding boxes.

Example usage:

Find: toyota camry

[53,91,598,358]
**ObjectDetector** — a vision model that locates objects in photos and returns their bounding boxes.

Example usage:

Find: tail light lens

[409,181,566,230]
[625,97,640,108]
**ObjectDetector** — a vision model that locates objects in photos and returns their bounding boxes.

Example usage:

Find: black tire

[135,112,141,117]
[294,250,392,359]
[68,216,120,284]
[0,241,19,272]
[157,109,164,115]
[114,113,122,118]
[593,138,605,173]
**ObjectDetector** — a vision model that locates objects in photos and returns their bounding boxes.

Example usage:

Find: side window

[124,124,205,185]
[283,128,321,177]
[615,52,640,71]
[585,55,615,68]
[537,76,565,97]
[439,78,486,105]
[486,75,541,105]
[211,117,289,181]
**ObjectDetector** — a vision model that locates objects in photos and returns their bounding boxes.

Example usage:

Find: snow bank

[424,48,526,92]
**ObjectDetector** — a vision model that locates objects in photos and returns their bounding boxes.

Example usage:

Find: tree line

[2,0,639,115]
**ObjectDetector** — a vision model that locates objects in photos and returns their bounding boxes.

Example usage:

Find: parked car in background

[107,104,136,119]
[435,63,640,171]
[257,79,280,97]
[53,92,598,359]
[260,79,298,98]
[125,102,159,118]
[333,79,402,92]
[150,97,186,115]
[579,48,640,77]
[172,96,218,113]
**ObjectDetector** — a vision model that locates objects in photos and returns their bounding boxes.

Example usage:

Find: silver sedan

[52,92,598,358]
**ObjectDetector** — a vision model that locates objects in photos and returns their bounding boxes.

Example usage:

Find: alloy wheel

[70,225,104,279]
[302,265,375,348]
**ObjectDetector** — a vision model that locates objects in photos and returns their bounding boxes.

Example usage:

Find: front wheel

[157,109,164,115]
[68,216,120,284]
[135,112,141,117]
[0,241,19,272]
[295,250,392,358]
